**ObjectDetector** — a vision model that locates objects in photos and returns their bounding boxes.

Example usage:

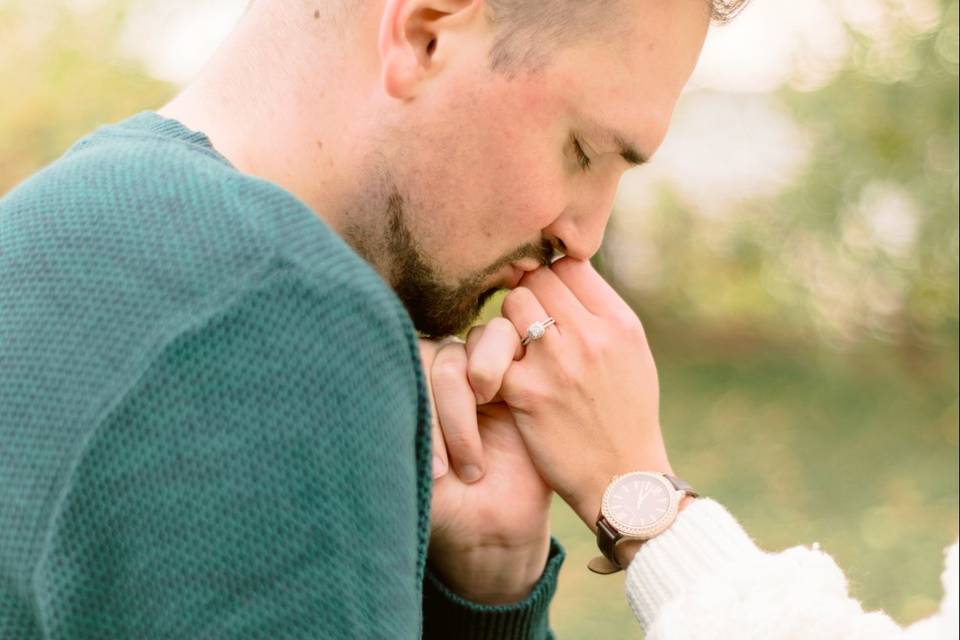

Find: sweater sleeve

[421,538,565,640]
[30,261,428,639]
[624,499,959,640]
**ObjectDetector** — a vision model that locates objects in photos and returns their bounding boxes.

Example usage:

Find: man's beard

[387,196,499,336]
[343,183,552,338]
[385,191,554,337]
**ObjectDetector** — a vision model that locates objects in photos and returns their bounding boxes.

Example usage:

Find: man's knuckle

[443,429,477,452]
[465,324,484,348]
[432,353,466,383]
[468,362,496,388]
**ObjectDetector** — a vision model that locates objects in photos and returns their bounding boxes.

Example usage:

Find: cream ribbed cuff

[623,498,763,630]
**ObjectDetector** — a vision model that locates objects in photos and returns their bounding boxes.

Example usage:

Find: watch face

[603,473,677,537]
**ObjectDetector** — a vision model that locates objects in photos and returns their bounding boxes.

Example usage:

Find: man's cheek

[498,164,564,227]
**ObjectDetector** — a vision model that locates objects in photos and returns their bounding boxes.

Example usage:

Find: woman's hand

[497,257,674,531]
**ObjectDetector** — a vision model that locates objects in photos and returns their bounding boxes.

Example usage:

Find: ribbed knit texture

[422,540,565,640]
[624,498,955,639]
[624,499,762,629]
[0,112,562,639]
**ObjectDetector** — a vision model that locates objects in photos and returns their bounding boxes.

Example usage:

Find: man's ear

[378,0,484,100]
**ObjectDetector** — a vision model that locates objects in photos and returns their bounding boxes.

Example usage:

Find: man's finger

[464,317,522,404]
[430,413,449,480]
[464,324,485,354]
[431,342,485,483]
[419,340,449,480]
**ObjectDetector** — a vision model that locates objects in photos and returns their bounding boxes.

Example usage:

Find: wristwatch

[588,471,698,575]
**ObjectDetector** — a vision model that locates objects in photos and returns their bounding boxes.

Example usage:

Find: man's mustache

[483,237,557,282]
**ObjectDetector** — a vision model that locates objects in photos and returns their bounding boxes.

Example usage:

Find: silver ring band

[521,317,556,346]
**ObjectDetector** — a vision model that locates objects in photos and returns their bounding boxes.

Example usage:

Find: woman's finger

[518,264,593,330]
[500,286,559,356]
[549,257,635,319]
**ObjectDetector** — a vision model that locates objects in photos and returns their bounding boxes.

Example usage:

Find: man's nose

[544,176,620,261]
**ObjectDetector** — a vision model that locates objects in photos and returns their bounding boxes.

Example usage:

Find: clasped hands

[422,257,676,604]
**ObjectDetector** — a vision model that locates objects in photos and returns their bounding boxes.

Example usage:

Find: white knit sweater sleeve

[623,499,959,640]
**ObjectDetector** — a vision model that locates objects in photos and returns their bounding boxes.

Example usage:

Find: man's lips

[505,261,544,288]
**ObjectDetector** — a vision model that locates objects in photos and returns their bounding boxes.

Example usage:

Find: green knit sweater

[0,112,563,639]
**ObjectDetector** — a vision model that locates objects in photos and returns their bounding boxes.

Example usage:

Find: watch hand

[635,486,650,509]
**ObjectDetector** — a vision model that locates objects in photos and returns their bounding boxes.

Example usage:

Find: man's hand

[422,318,520,483]
[419,335,551,605]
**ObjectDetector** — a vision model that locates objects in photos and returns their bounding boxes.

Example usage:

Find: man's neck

[156,3,377,239]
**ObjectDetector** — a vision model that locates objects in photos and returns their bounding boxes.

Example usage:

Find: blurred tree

[771,0,959,353]
[604,0,959,357]
[0,0,173,195]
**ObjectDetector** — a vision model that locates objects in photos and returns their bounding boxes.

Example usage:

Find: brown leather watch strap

[589,514,634,574]
[595,516,622,571]
[664,474,699,497]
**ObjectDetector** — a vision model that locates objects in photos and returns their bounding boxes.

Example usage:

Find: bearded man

[0,0,739,637]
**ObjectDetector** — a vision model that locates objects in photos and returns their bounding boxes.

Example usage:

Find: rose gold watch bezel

[600,471,681,539]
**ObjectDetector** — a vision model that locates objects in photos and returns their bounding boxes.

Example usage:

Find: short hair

[485,0,750,73]
[272,0,750,74]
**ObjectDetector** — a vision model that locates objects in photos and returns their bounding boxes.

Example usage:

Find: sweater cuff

[624,498,763,630]
[422,538,565,640]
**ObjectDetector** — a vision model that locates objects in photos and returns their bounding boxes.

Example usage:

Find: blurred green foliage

[1,0,957,637]
[769,1,957,350]
[0,0,172,192]
[605,1,958,353]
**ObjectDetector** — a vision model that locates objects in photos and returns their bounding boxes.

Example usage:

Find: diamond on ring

[521,317,556,346]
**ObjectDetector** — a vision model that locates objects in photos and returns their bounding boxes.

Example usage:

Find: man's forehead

[551,2,711,159]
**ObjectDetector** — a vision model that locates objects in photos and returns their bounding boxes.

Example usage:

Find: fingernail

[460,464,483,483]
[432,455,447,478]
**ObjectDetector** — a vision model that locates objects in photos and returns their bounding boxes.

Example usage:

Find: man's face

[351,1,710,337]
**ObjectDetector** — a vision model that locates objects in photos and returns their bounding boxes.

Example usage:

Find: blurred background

[1,0,957,636]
